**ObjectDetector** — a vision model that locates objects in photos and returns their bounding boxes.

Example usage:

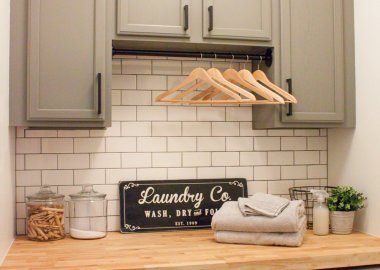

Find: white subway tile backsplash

[106,137,136,152]
[254,166,281,180]
[226,107,252,121]
[137,106,167,121]
[168,137,196,152]
[112,75,136,89]
[90,122,121,137]
[240,152,267,166]
[295,151,319,165]
[212,152,239,166]
[183,122,211,136]
[226,167,253,181]
[254,137,280,151]
[182,61,211,75]
[247,181,268,195]
[42,170,73,186]
[153,60,182,75]
[107,200,120,216]
[137,168,167,180]
[168,168,197,180]
[122,153,151,168]
[122,122,151,136]
[112,59,122,74]
[308,137,327,150]
[106,168,136,184]
[16,138,41,154]
[152,122,181,136]
[198,107,225,122]
[137,75,167,90]
[25,130,57,138]
[212,122,239,136]
[183,152,211,167]
[16,219,26,235]
[112,90,122,105]
[168,107,196,121]
[58,154,89,169]
[122,59,151,74]
[281,137,307,150]
[137,137,166,152]
[268,129,294,137]
[268,180,294,195]
[268,152,294,165]
[112,106,137,121]
[90,153,120,169]
[15,57,329,234]
[58,130,89,138]
[152,153,181,168]
[122,90,152,105]
[294,129,319,137]
[197,167,225,179]
[16,203,26,219]
[16,155,25,170]
[197,137,225,152]
[25,154,57,170]
[281,166,307,180]
[74,169,105,185]
[42,138,73,153]
[74,138,105,153]
[16,171,41,186]
[226,137,253,151]
[308,165,328,178]
[320,151,327,164]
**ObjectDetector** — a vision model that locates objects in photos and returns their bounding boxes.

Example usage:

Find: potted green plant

[327,186,366,234]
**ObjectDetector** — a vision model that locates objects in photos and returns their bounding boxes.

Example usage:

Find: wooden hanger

[253,69,297,103]
[155,67,242,103]
[206,68,256,100]
[238,69,285,104]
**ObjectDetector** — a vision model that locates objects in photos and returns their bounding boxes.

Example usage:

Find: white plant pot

[330,211,356,235]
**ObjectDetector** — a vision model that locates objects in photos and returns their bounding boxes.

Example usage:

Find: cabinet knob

[208,6,213,31]
[286,78,293,116]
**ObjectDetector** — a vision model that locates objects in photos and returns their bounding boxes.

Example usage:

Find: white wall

[0,0,15,264]
[329,0,380,236]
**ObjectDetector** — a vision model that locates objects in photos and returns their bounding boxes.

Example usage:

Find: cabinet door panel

[203,0,271,40]
[281,0,344,122]
[118,0,190,37]
[28,0,106,121]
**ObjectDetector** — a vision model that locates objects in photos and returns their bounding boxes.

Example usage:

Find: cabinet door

[27,0,106,121]
[118,0,191,37]
[203,0,271,40]
[280,0,345,122]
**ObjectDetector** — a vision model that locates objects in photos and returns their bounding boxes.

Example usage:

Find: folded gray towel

[212,200,306,233]
[214,220,306,247]
[238,193,290,217]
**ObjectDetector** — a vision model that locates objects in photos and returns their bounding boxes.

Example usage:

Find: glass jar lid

[26,185,65,202]
[69,185,106,200]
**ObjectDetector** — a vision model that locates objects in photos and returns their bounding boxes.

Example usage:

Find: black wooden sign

[119,179,247,233]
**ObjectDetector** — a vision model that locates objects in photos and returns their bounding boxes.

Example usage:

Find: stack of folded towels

[211,193,307,247]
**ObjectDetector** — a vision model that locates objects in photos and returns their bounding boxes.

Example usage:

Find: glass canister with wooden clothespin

[26,185,65,241]
[68,185,107,239]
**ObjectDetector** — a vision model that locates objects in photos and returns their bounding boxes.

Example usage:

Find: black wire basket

[289,186,336,229]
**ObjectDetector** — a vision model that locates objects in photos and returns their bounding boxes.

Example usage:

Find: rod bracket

[264,48,273,67]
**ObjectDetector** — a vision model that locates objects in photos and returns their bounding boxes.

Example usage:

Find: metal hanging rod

[112,48,273,67]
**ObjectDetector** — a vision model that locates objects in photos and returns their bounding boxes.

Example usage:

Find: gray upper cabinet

[118,0,191,37]
[10,0,112,127]
[252,0,355,128]
[202,0,272,41]
[280,0,344,123]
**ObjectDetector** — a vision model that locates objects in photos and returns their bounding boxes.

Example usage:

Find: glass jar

[26,185,65,241]
[68,185,107,239]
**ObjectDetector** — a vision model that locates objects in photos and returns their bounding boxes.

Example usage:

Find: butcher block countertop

[2,230,380,270]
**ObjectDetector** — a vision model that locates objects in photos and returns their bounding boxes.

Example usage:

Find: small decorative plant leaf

[327,186,366,212]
